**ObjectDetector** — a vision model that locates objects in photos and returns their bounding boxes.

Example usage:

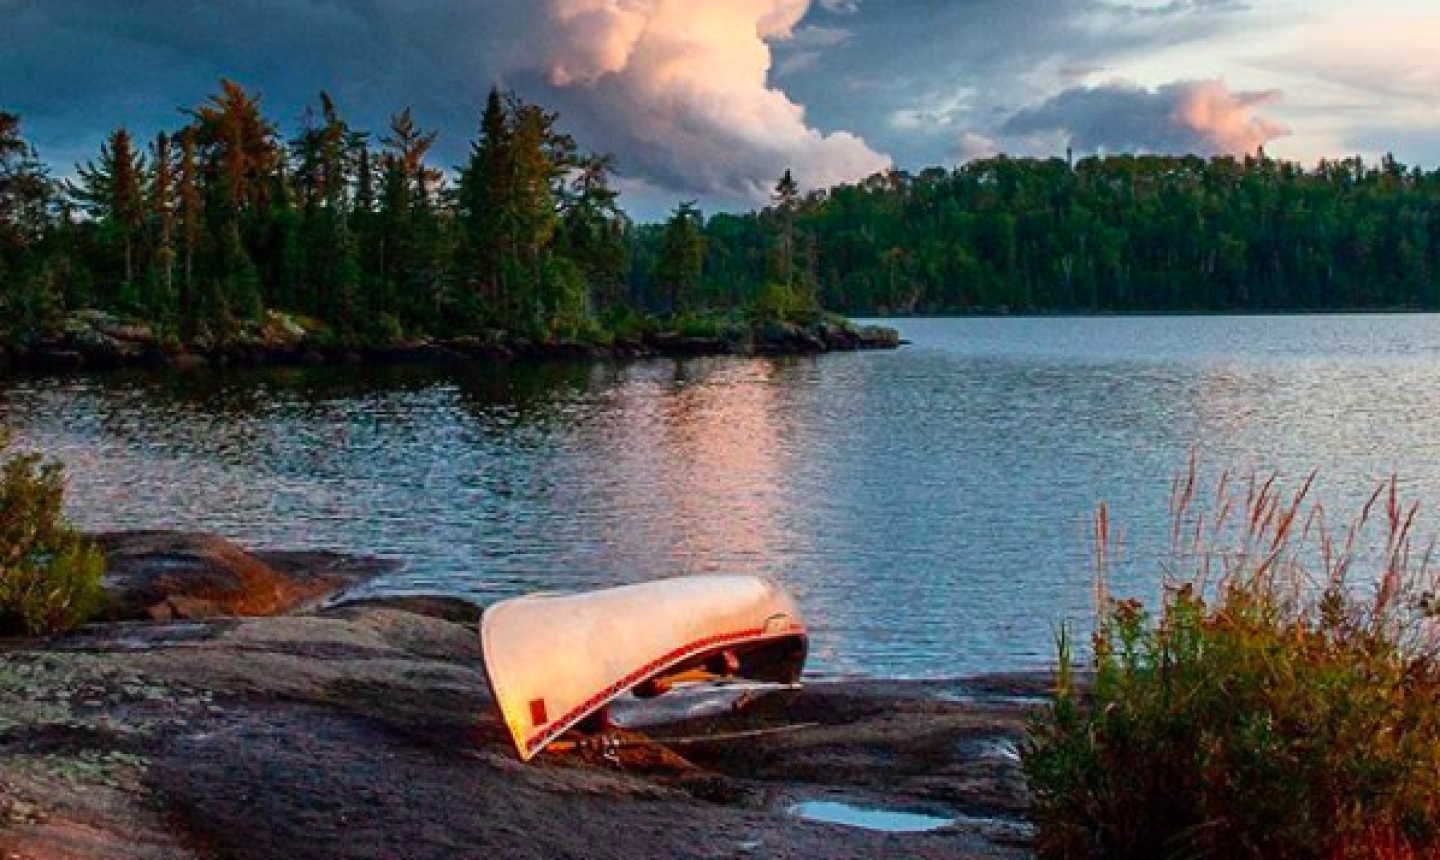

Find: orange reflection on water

[597,358,802,579]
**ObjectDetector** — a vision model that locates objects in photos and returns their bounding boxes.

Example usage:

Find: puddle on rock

[789,800,955,833]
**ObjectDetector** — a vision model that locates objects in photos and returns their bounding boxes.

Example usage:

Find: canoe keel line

[479,576,810,761]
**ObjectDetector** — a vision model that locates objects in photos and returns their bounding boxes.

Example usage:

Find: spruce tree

[148,132,178,320]
[71,128,146,294]
[655,202,706,314]
[772,168,799,288]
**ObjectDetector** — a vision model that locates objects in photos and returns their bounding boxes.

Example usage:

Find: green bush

[747,282,817,325]
[1026,467,1440,859]
[0,433,106,637]
[674,312,723,339]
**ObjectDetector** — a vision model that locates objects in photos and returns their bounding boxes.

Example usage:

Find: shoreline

[0,531,1039,858]
[0,312,902,375]
[863,306,1440,321]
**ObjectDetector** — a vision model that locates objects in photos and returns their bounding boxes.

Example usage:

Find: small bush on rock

[0,433,105,636]
[1026,464,1440,859]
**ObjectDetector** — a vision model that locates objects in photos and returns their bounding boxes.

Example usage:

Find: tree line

[6,82,1440,349]
[0,82,660,348]
[676,153,1440,316]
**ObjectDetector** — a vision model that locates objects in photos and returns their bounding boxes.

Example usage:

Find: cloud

[1,0,885,213]
[999,79,1289,156]
[535,0,889,206]
[956,132,1001,163]
[772,0,1260,170]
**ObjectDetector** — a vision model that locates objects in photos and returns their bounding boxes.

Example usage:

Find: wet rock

[93,532,391,622]
[855,325,901,350]
[757,320,802,352]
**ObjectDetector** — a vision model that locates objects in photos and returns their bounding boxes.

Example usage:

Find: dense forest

[0,81,781,353]
[4,81,1440,357]
[677,153,1440,315]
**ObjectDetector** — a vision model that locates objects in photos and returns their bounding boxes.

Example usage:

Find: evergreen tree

[772,168,799,287]
[147,132,178,319]
[378,108,443,328]
[0,112,57,332]
[457,87,512,318]
[71,128,146,292]
[655,202,706,313]
[290,93,365,322]
[186,80,281,326]
[175,129,203,322]
[560,154,630,314]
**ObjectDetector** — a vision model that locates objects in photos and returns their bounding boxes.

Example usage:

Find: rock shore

[2,310,903,374]
[0,534,1039,859]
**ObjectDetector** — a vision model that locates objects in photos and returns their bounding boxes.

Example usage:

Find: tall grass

[1024,458,1440,859]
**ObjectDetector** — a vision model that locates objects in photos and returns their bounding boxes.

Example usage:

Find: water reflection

[8,314,1440,678]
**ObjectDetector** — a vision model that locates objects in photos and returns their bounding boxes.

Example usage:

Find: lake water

[6,315,1440,679]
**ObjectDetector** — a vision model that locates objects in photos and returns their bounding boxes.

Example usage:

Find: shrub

[0,433,106,637]
[1025,463,1440,859]
[748,282,817,325]
[674,312,723,340]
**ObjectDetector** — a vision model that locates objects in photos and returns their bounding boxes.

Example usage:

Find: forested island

[3,80,1439,371]
[0,82,893,370]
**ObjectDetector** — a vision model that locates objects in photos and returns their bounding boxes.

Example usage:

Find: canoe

[480,575,808,761]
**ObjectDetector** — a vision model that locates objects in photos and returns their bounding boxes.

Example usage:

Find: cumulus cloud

[1,0,885,213]
[537,0,889,205]
[1000,79,1289,156]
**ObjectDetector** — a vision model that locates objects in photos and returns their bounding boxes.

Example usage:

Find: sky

[4,0,1439,219]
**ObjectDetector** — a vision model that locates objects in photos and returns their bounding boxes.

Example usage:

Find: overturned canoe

[480,575,808,761]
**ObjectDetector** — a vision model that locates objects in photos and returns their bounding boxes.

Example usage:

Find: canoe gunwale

[482,610,807,760]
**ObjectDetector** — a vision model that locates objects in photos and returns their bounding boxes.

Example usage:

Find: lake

[6,314,1440,679]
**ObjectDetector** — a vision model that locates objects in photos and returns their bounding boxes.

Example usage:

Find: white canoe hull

[480,575,808,761]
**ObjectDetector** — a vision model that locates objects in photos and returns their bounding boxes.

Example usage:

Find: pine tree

[72,128,147,291]
[772,168,800,287]
[290,93,366,323]
[187,80,281,218]
[377,108,442,326]
[655,202,706,314]
[560,154,629,313]
[186,81,281,326]
[0,112,56,323]
[175,130,203,321]
[457,87,513,318]
[148,132,178,319]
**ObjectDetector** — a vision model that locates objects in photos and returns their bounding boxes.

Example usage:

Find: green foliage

[654,202,706,313]
[669,155,1440,316]
[0,434,105,637]
[748,281,816,325]
[673,312,724,339]
[1026,469,1440,859]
